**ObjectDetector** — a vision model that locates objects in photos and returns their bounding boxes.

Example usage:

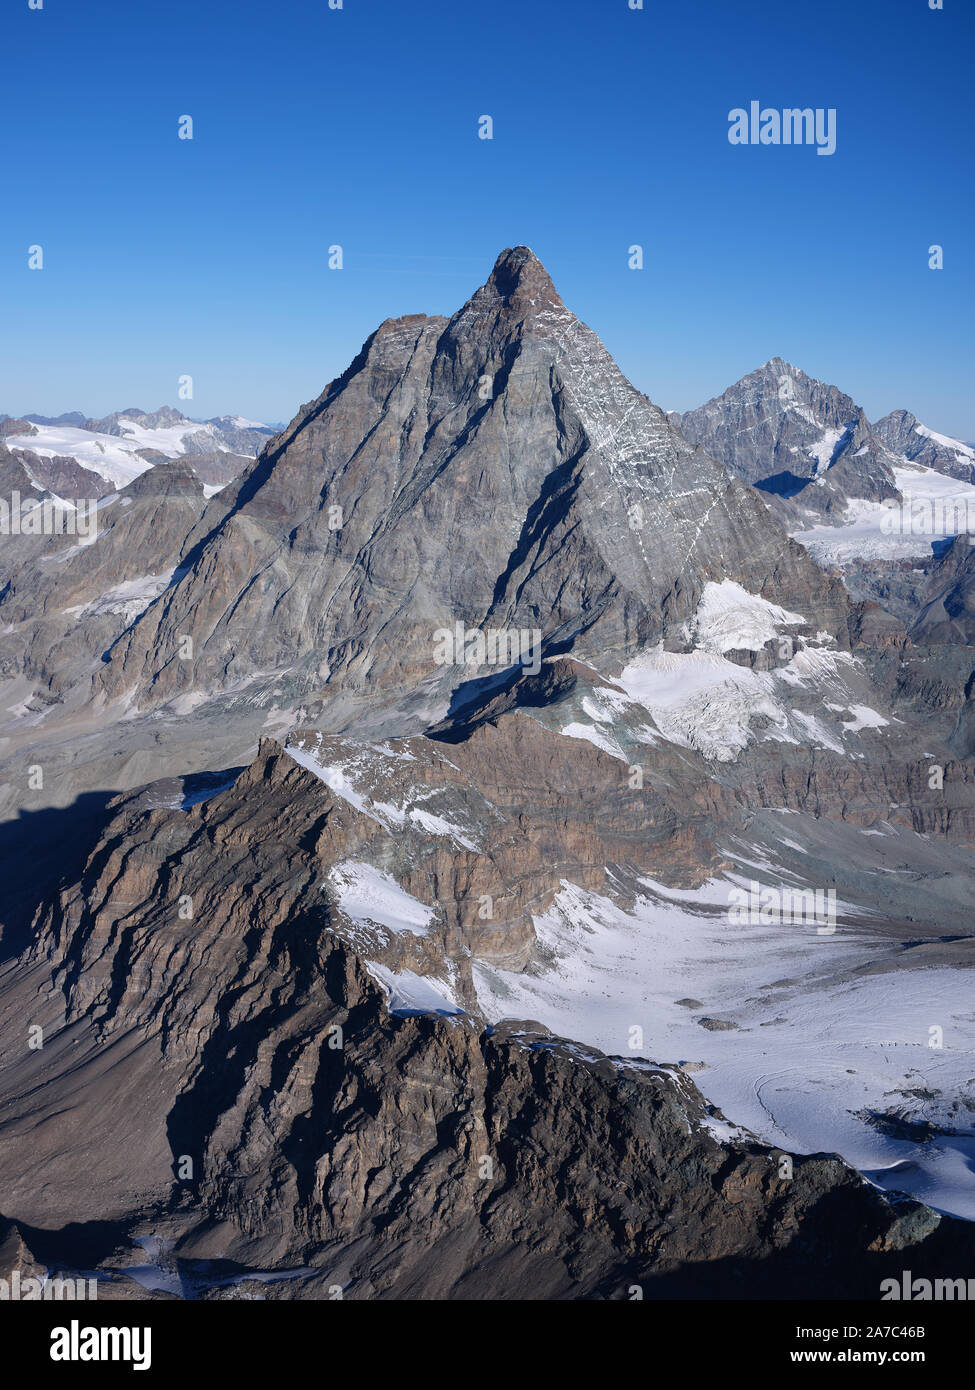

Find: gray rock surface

[679,357,900,523]
[1,249,974,1300]
[913,534,975,645]
[875,408,975,483]
[91,253,849,725]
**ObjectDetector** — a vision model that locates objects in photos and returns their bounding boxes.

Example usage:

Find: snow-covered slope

[874,408,975,484]
[474,858,975,1221]
[793,464,975,564]
[3,408,275,491]
[4,423,155,489]
[554,582,887,765]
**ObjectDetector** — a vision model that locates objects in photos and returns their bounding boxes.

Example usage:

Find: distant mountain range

[0,406,279,495]
[6,370,971,533]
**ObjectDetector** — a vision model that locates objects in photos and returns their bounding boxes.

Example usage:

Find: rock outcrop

[2,749,971,1298]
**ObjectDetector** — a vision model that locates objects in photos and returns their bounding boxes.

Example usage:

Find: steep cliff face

[875,408,975,484]
[0,703,968,1295]
[89,251,847,727]
[912,536,975,646]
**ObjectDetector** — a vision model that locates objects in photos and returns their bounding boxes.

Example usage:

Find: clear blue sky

[3,0,972,437]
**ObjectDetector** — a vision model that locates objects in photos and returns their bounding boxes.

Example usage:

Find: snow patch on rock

[365,962,464,1016]
[687,579,806,655]
[328,860,435,938]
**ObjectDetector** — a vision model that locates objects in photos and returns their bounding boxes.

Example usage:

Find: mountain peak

[480,245,563,314]
[679,358,899,513]
[91,242,847,721]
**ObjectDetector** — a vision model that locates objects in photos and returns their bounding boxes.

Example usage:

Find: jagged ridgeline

[88,247,847,725]
[1,249,974,1300]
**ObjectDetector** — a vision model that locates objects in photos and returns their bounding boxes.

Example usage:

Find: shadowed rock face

[5,751,973,1299]
[913,535,975,646]
[90,250,848,725]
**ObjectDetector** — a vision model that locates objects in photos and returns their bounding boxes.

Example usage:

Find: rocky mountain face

[913,535,975,646]
[0,437,111,501]
[0,417,37,439]
[88,251,848,728]
[874,408,975,483]
[1,249,974,1300]
[678,358,900,524]
[0,458,209,752]
[1,738,971,1299]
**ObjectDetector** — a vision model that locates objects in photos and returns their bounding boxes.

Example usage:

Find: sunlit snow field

[793,465,975,564]
[474,875,975,1220]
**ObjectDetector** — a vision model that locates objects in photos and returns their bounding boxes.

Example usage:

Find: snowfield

[686,579,806,655]
[913,422,975,461]
[562,639,882,765]
[559,581,863,763]
[327,860,436,939]
[474,875,975,1220]
[3,415,266,491]
[364,962,463,1016]
[793,465,975,563]
[5,424,155,490]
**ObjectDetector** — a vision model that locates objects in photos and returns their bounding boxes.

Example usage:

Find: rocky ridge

[1,740,971,1299]
[1,249,974,1299]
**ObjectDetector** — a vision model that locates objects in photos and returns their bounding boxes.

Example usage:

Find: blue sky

[3,0,973,436]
